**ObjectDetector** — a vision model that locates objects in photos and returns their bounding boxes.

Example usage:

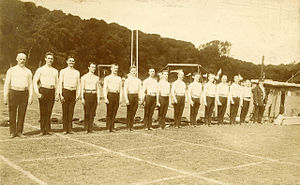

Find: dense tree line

[0,0,299,82]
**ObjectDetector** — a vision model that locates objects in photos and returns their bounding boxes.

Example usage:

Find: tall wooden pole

[260,55,264,79]
[130,30,133,66]
[136,30,139,77]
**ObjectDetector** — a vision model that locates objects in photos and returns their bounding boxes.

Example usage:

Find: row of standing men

[4,52,267,138]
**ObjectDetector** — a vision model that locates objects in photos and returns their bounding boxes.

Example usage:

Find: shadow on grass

[22,117,235,136]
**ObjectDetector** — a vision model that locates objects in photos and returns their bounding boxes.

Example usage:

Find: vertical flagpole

[260,55,264,79]
[130,30,133,66]
[136,29,139,77]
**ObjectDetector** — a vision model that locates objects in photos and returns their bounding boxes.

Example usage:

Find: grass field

[1,89,300,185]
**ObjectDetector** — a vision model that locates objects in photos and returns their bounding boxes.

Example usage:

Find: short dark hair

[45,52,54,58]
[162,70,168,73]
[67,55,75,60]
[129,65,137,70]
[111,63,118,67]
[88,62,97,67]
[148,67,155,71]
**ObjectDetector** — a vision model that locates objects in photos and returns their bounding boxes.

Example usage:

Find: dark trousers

[8,90,28,136]
[217,97,227,124]
[62,89,76,133]
[83,93,97,132]
[144,95,156,129]
[240,100,250,123]
[158,96,169,128]
[254,104,265,123]
[38,87,55,134]
[106,92,119,132]
[126,94,139,130]
[205,97,215,125]
[230,97,240,124]
[174,95,185,127]
[190,97,200,125]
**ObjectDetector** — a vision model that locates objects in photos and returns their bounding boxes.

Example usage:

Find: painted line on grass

[19,152,104,162]
[0,154,48,185]
[131,175,187,185]
[131,161,267,185]
[120,144,183,152]
[140,132,278,161]
[25,124,228,184]
[57,133,228,185]
[0,136,58,142]
[139,132,300,168]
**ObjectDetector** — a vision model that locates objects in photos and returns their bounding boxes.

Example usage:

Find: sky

[23,0,300,65]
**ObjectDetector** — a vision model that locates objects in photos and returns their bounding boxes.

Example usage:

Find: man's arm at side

[3,69,11,105]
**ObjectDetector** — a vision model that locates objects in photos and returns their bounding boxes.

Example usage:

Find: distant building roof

[251,79,300,91]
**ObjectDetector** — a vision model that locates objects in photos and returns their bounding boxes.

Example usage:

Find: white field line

[120,144,183,152]
[25,124,228,184]
[0,136,58,142]
[139,132,300,167]
[131,175,187,185]
[58,133,229,185]
[19,152,104,162]
[139,132,278,161]
[0,154,48,185]
[133,161,269,185]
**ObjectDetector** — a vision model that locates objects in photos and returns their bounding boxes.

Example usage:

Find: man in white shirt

[4,52,33,138]
[157,70,171,129]
[240,80,252,124]
[124,65,141,132]
[59,56,81,134]
[229,75,242,125]
[81,62,100,133]
[33,52,59,136]
[203,74,216,126]
[103,63,122,132]
[143,68,158,130]
[188,72,202,127]
[216,75,229,125]
[171,70,186,128]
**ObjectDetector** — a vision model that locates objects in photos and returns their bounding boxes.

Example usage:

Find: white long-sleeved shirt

[158,79,171,96]
[4,65,33,99]
[171,79,186,95]
[229,83,242,102]
[124,75,142,99]
[143,77,158,96]
[33,65,58,95]
[242,86,252,100]
[59,67,80,91]
[216,83,229,97]
[188,81,202,98]
[203,82,216,97]
[103,74,122,101]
